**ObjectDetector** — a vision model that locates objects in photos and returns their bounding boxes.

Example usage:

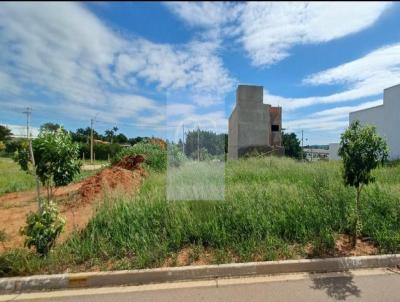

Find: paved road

[2,268,400,302]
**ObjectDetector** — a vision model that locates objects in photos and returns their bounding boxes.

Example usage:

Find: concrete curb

[1,254,399,294]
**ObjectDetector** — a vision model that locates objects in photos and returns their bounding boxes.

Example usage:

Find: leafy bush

[20,201,65,256]
[5,139,26,154]
[112,142,167,171]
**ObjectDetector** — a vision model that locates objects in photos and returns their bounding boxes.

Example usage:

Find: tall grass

[167,161,225,200]
[1,157,399,276]
[0,157,101,196]
[0,157,36,195]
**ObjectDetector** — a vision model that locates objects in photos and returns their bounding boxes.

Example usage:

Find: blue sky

[1,2,400,144]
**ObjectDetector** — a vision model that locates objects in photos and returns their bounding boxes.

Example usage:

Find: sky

[1,2,400,144]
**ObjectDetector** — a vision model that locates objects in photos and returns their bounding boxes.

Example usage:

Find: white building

[328,143,340,160]
[349,84,400,160]
[303,148,329,161]
[0,124,39,139]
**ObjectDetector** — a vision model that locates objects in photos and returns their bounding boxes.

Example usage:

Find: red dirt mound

[78,166,145,204]
[114,155,145,170]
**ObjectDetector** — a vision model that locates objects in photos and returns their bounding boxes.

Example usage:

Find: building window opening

[271,125,280,132]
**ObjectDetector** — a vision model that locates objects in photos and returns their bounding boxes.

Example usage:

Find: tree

[338,121,388,247]
[184,130,225,159]
[105,126,118,143]
[40,122,61,132]
[114,133,128,144]
[71,127,105,143]
[0,125,12,141]
[15,127,82,202]
[15,127,81,255]
[282,132,302,159]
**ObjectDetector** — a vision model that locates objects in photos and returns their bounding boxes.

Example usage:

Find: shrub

[168,144,186,167]
[112,142,167,172]
[20,201,65,256]
[5,139,25,154]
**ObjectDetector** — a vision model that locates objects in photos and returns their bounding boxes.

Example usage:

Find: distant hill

[304,145,329,150]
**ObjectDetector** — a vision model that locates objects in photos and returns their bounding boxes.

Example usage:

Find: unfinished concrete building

[228,85,284,159]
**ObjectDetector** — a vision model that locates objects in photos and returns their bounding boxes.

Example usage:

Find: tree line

[2,123,304,160]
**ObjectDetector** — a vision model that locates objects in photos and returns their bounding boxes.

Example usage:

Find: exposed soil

[333,234,378,256]
[0,155,146,253]
[304,234,377,258]
[162,247,213,267]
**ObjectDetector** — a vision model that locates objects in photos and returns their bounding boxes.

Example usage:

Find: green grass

[0,157,103,196]
[0,157,36,195]
[1,157,399,276]
[81,160,110,166]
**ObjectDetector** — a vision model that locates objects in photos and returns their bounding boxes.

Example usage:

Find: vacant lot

[1,157,399,276]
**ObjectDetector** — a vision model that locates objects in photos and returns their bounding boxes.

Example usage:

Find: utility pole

[197,126,200,162]
[23,107,41,210]
[182,124,185,155]
[90,118,94,164]
[301,130,304,162]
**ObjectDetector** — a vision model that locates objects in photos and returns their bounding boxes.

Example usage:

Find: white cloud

[166,2,390,67]
[284,99,383,134]
[313,99,383,118]
[115,39,234,106]
[165,2,240,28]
[285,116,348,132]
[264,44,400,111]
[239,2,390,66]
[0,71,20,95]
[304,43,400,99]
[0,2,234,128]
[166,103,195,117]
[265,43,400,112]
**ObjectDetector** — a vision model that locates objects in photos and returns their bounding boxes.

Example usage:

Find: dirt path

[0,160,145,253]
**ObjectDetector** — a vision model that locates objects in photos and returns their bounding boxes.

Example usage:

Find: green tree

[105,126,118,143]
[282,132,302,159]
[15,127,81,201]
[40,122,61,132]
[114,133,128,144]
[15,127,81,255]
[0,125,12,141]
[338,121,388,246]
[184,130,225,159]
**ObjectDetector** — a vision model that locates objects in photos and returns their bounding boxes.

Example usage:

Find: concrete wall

[270,107,282,146]
[349,84,400,159]
[383,84,400,159]
[328,143,340,160]
[228,107,239,159]
[228,85,270,159]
